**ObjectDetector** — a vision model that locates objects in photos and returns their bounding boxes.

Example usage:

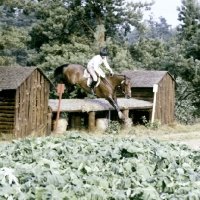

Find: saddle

[83,69,101,87]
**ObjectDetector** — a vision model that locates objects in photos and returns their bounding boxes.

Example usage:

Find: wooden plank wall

[0,90,15,134]
[131,88,154,102]
[155,74,175,124]
[14,69,50,137]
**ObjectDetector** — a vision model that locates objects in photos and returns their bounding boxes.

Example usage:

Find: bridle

[118,76,130,96]
[102,75,131,98]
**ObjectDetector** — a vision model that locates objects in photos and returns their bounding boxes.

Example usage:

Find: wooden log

[40,75,44,127]
[0,129,14,134]
[36,70,41,129]
[129,110,134,125]
[0,102,15,106]
[32,70,36,132]
[88,111,95,132]
[171,78,175,123]
[165,75,170,124]
[44,80,50,135]
[0,110,15,114]
[0,117,14,122]
[122,109,129,119]
[25,77,30,136]
[149,109,152,122]
[19,84,23,137]
[0,113,15,118]
[20,81,26,137]
[0,98,15,102]
[70,113,81,130]
[28,73,34,135]
[0,121,14,125]
[0,125,14,129]
[0,106,15,110]
[155,84,161,123]
[15,88,20,137]
[161,77,165,124]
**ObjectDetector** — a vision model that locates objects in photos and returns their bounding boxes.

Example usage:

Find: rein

[102,77,115,90]
[103,75,126,93]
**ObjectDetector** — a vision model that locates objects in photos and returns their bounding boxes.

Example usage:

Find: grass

[1,121,200,143]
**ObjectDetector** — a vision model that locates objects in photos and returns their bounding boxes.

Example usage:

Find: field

[0,122,200,199]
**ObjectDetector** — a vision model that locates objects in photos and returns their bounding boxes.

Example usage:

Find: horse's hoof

[118,112,125,120]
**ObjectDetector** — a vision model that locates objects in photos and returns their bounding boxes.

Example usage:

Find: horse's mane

[105,74,127,79]
[112,74,130,79]
[102,74,124,84]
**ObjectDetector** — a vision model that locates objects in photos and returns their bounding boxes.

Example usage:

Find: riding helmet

[100,49,107,56]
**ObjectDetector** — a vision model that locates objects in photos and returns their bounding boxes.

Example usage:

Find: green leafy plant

[104,120,121,135]
[141,116,161,130]
[0,133,200,199]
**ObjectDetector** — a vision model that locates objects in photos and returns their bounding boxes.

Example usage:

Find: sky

[142,0,182,27]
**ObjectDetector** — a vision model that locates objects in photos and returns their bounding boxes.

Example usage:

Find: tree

[177,0,200,40]
[140,15,174,41]
[0,24,30,66]
[171,0,200,123]
[177,0,200,60]
[0,4,36,66]
[14,0,153,70]
[127,14,178,75]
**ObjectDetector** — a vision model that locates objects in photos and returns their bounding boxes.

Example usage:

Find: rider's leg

[90,80,97,95]
[87,66,98,95]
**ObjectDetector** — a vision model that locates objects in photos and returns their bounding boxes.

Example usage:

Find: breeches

[87,66,98,81]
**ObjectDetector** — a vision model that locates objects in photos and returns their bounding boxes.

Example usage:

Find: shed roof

[121,70,174,88]
[48,98,153,112]
[0,66,53,90]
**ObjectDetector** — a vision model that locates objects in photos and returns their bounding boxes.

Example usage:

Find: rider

[87,49,113,95]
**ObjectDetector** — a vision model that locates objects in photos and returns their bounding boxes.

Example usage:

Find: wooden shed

[0,66,52,137]
[121,70,175,124]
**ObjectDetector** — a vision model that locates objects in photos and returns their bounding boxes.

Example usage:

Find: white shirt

[87,55,113,77]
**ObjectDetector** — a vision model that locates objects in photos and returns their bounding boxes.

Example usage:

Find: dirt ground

[137,131,200,150]
[182,139,200,150]
[166,134,200,150]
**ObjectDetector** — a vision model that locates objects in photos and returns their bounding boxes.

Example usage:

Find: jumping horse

[54,64,132,120]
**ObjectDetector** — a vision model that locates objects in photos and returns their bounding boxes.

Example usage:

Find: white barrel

[53,119,68,133]
[96,118,109,131]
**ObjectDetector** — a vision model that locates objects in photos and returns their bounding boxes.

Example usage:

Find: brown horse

[54,64,131,120]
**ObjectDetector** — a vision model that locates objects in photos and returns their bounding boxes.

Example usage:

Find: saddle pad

[83,69,91,78]
[83,69,100,87]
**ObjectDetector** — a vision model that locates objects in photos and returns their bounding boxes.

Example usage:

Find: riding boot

[90,81,97,96]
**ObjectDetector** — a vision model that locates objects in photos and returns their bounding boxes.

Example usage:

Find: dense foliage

[0,133,200,199]
[1,0,200,123]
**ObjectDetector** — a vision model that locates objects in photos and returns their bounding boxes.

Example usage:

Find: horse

[54,64,132,120]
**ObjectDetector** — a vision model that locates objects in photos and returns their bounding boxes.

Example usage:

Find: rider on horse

[87,49,113,95]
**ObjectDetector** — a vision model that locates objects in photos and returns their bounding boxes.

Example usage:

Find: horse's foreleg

[107,97,125,120]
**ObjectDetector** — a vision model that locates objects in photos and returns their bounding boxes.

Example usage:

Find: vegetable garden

[0,132,200,199]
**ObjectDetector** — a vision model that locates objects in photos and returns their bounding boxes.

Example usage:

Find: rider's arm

[103,57,113,74]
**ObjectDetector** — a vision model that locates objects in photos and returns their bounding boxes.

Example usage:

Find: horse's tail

[54,64,69,83]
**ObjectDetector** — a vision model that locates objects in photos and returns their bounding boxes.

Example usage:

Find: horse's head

[120,75,132,99]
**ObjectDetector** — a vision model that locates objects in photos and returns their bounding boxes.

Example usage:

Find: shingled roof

[121,70,174,88]
[0,66,53,90]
